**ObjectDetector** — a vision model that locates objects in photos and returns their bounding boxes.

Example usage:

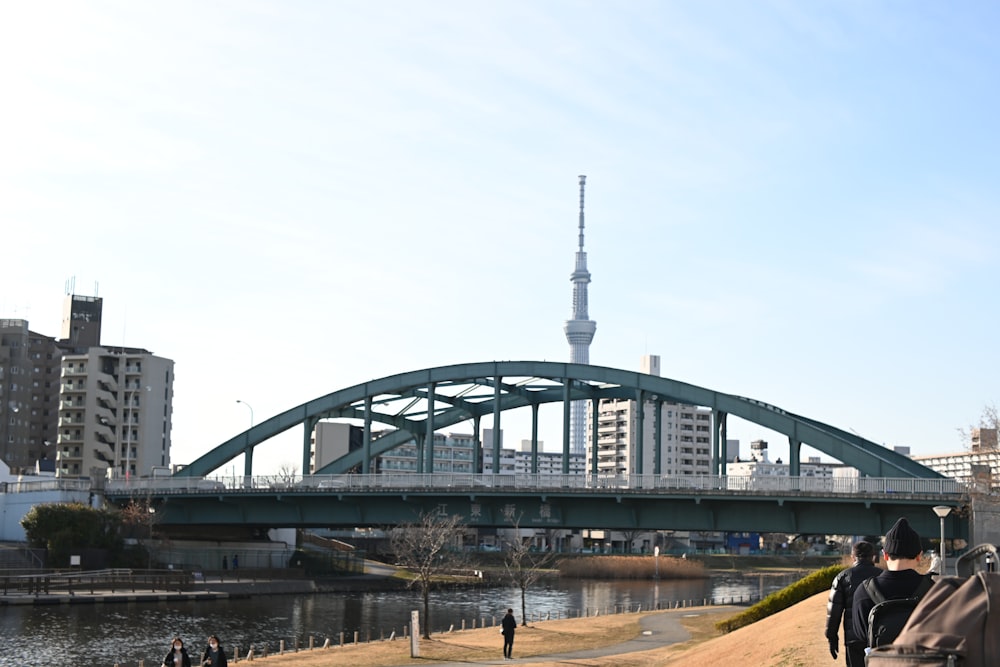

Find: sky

[2,1,998,475]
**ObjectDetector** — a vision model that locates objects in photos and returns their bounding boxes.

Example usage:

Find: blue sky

[2,2,998,474]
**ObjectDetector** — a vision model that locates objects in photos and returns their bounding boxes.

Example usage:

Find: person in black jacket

[852,518,933,651]
[200,635,228,667]
[162,637,192,667]
[825,541,881,666]
[501,608,517,660]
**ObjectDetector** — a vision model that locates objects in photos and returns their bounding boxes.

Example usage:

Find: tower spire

[563,175,597,456]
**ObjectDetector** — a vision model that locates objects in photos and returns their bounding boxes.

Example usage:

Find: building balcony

[97,376,119,393]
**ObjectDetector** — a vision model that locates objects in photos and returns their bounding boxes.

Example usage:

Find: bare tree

[620,529,643,554]
[503,514,556,626]
[959,403,999,449]
[119,495,159,568]
[388,510,468,638]
[276,462,299,485]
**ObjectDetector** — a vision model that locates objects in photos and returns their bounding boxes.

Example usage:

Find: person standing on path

[501,608,517,660]
[201,635,228,667]
[162,637,192,667]
[825,541,880,666]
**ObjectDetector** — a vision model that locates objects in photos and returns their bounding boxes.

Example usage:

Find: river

[0,572,801,667]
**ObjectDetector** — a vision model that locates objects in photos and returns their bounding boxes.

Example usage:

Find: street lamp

[236,399,254,428]
[236,400,255,485]
[123,385,151,479]
[933,505,952,575]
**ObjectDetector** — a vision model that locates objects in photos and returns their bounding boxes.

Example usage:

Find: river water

[0,572,800,667]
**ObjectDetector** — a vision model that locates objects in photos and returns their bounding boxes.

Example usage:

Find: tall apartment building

[1,292,175,479]
[0,319,62,473]
[585,355,713,476]
[56,346,174,478]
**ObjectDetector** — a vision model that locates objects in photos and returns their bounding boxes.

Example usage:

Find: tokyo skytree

[563,175,596,455]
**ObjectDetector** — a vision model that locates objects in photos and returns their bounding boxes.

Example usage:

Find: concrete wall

[0,488,91,541]
[970,494,1000,548]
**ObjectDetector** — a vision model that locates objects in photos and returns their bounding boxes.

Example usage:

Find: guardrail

[1,478,93,494]
[104,473,967,498]
[0,569,193,596]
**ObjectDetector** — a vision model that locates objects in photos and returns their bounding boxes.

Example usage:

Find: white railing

[1,478,93,494]
[102,473,967,498]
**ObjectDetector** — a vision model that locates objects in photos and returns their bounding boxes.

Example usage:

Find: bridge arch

[178,361,939,479]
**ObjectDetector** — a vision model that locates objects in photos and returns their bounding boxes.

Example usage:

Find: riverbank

[233,590,829,666]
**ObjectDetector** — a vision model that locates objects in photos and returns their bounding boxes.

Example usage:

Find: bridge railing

[105,473,966,498]
[1,478,93,494]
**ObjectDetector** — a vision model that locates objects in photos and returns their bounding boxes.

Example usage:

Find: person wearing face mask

[162,637,192,667]
[201,635,228,667]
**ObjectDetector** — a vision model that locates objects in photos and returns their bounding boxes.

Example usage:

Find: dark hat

[853,541,875,559]
[883,517,922,558]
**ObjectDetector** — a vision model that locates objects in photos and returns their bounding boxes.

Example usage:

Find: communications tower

[563,175,597,455]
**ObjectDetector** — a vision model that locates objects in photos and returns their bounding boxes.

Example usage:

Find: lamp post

[236,399,254,428]
[236,400,255,485]
[933,505,952,575]
[123,385,151,479]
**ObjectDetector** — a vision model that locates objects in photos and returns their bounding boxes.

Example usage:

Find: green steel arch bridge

[105,361,967,537]
[177,360,942,481]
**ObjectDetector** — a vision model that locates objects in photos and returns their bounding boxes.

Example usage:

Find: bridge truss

[178,361,939,480]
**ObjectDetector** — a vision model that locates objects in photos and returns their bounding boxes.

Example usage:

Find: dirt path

[247,591,832,667]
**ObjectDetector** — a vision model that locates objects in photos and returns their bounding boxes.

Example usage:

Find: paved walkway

[412,607,738,666]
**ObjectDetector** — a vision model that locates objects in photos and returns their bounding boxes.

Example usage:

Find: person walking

[825,541,880,666]
[852,518,934,650]
[501,608,517,660]
[162,637,192,667]
[201,635,228,667]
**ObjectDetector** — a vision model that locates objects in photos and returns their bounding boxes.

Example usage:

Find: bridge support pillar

[473,415,482,473]
[635,390,645,475]
[713,411,728,476]
[970,494,1000,548]
[493,378,503,472]
[425,382,436,473]
[591,396,599,476]
[788,438,801,478]
[363,397,372,474]
[531,403,540,474]
[562,382,571,474]
[654,398,662,475]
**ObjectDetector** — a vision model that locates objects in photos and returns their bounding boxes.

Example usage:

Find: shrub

[715,563,843,633]
[20,502,124,568]
[556,554,707,580]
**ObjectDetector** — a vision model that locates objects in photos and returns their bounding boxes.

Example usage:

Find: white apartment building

[725,439,846,479]
[512,439,586,476]
[914,428,999,492]
[586,355,713,476]
[56,346,174,479]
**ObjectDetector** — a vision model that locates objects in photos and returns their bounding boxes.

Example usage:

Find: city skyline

[3,2,999,473]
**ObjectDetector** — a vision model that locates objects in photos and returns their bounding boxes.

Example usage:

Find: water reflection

[0,572,801,666]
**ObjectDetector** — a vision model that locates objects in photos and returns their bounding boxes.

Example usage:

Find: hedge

[715,563,844,633]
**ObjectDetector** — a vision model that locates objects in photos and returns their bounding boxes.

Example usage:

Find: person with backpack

[852,517,935,652]
[825,541,881,666]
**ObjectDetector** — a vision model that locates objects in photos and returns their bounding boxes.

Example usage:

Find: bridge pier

[970,494,1000,548]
